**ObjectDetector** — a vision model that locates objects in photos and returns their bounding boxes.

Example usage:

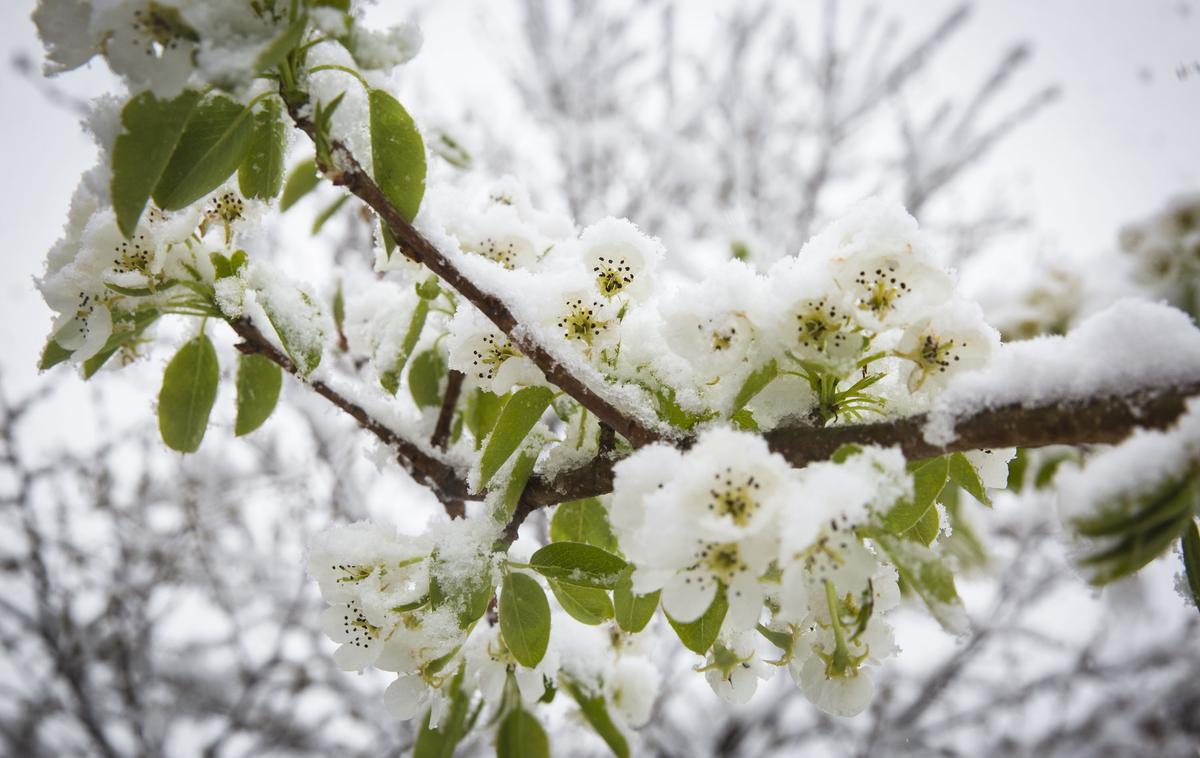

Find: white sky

[1,0,1197,404]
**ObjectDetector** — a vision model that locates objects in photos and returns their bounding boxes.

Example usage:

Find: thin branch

[432,370,465,450]
[517,379,1200,511]
[228,317,470,504]
[281,95,662,449]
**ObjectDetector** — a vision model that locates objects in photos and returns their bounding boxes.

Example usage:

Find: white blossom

[701,632,772,704]
[895,298,998,392]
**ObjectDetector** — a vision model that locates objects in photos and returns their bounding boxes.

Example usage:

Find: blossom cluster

[308,519,663,732]
[611,430,910,716]
[413,183,1000,438]
[40,168,268,366]
[34,0,419,98]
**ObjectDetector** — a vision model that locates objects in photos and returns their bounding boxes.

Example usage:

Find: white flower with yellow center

[578,217,663,302]
[802,198,953,330]
[447,306,543,395]
[460,233,539,270]
[618,428,795,630]
[895,298,998,393]
[308,522,430,671]
[95,1,199,98]
[555,291,617,351]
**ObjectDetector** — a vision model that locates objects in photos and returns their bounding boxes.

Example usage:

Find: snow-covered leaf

[528,542,626,589]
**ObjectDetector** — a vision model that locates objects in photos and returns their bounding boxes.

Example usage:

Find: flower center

[332,563,374,585]
[112,235,153,275]
[694,541,749,584]
[593,256,634,296]
[919,334,961,374]
[340,601,381,647]
[464,236,529,270]
[852,263,909,318]
[557,298,608,344]
[130,3,196,55]
[707,468,762,527]
[795,299,852,352]
[471,334,520,380]
[208,190,245,225]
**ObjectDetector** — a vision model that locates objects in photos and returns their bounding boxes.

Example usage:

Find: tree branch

[281,95,661,448]
[432,369,464,450]
[228,317,471,504]
[514,379,1200,515]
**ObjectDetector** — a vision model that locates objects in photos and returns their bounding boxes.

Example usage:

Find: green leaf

[756,623,794,652]
[1182,520,1200,613]
[652,385,713,430]
[949,452,991,507]
[153,94,256,210]
[238,97,287,200]
[528,542,627,590]
[499,572,551,667]
[1007,448,1029,492]
[234,353,282,436]
[613,568,659,633]
[311,193,351,234]
[38,339,73,371]
[732,359,778,413]
[666,585,728,654]
[496,708,549,758]
[414,667,471,758]
[548,579,613,625]
[465,389,507,450]
[332,279,346,333]
[831,443,864,463]
[550,498,617,551]
[1074,476,1198,585]
[368,89,426,222]
[380,298,429,395]
[491,450,537,525]
[158,334,220,453]
[480,386,553,488]
[112,89,201,236]
[871,531,966,633]
[254,15,307,72]
[280,158,320,211]
[883,456,948,534]
[911,502,940,546]
[730,408,759,431]
[563,679,630,758]
[409,348,447,409]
